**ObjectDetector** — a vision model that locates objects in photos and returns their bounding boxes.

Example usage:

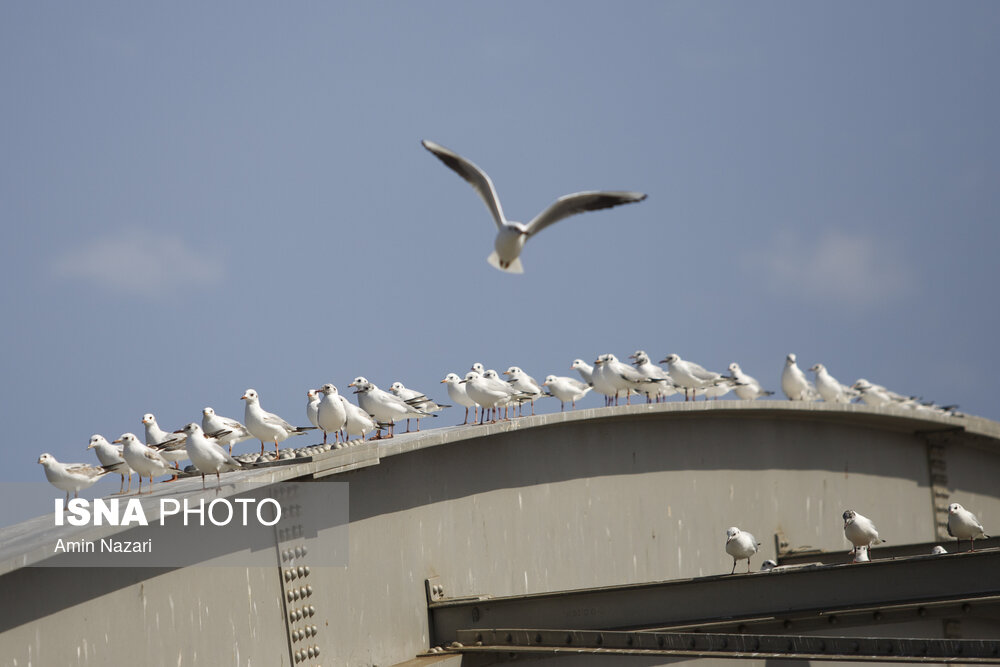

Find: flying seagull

[422,139,647,273]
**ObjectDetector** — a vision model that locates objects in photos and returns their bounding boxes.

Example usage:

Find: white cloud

[49,229,224,297]
[746,230,912,308]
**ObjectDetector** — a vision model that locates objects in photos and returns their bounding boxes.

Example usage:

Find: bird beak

[440,379,447,383]
[112,438,122,444]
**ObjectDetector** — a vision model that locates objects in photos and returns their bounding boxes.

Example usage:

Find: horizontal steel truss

[449,629,1000,663]
[429,550,1000,648]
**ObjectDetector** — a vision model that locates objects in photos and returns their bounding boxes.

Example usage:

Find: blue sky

[2,2,999,496]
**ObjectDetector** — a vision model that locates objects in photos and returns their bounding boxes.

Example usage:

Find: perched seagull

[241,389,315,455]
[390,381,449,431]
[348,377,432,438]
[462,370,514,423]
[115,432,176,494]
[725,527,761,574]
[305,390,321,430]
[542,374,592,411]
[87,434,132,494]
[851,379,904,408]
[339,393,379,442]
[38,453,109,501]
[141,413,187,479]
[202,407,254,455]
[629,351,678,402]
[947,503,988,552]
[482,369,532,419]
[503,367,543,416]
[809,364,858,404]
[570,358,595,385]
[178,423,242,489]
[421,139,647,274]
[727,363,774,401]
[842,509,886,557]
[781,354,819,401]
[316,384,348,444]
[441,372,478,425]
[601,354,659,405]
[661,354,722,401]
[703,376,735,400]
[591,354,632,406]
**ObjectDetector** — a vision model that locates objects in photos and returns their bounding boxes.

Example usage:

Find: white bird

[760,559,778,572]
[809,363,858,403]
[305,390,321,430]
[141,413,187,475]
[570,358,595,385]
[661,354,722,401]
[542,375,592,411]
[591,354,632,406]
[781,354,819,401]
[703,376,735,400]
[441,372,478,425]
[390,381,449,431]
[842,509,886,556]
[114,432,176,494]
[241,389,314,456]
[601,353,659,405]
[947,503,988,552]
[348,377,432,438]
[87,434,132,494]
[202,407,254,455]
[178,423,242,488]
[727,363,774,401]
[316,384,348,444]
[462,371,515,423]
[339,393,378,442]
[38,453,109,501]
[725,527,761,574]
[422,139,647,274]
[629,351,678,402]
[931,545,948,555]
[503,367,543,416]
[851,379,904,408]
[852,545,871,563]
[483,369,532,419]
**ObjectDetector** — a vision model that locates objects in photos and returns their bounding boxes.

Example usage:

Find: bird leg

[730,560,736,575]
[274,440,280,456]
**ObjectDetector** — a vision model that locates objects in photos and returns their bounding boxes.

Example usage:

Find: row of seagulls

[729,504,990,575]
[421,139,647,274]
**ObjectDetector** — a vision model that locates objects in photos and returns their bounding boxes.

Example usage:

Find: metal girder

[448,629,1000,663]
[429,549,1000,647]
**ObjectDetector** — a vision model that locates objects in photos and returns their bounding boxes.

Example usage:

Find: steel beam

[429,550,1000,647]
[449,629,1000,663]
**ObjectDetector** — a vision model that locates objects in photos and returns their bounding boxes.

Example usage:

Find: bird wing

[261,410,295,431]
[525,191,647,238]
[422,140,506,230]
[64,463,106,478]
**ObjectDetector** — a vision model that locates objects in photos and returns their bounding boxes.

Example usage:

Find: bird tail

[487,251,524,274]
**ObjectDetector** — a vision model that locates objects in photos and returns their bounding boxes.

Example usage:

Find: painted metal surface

[1,401,999,666]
